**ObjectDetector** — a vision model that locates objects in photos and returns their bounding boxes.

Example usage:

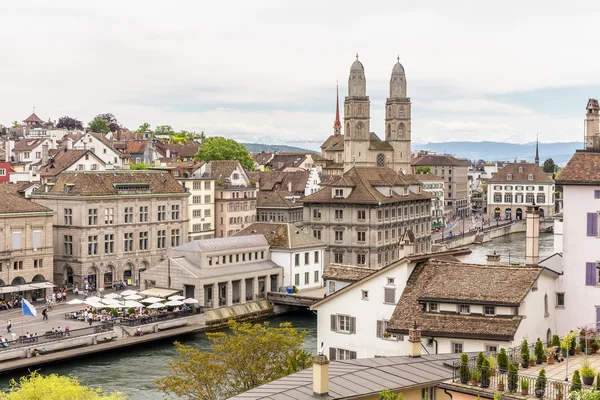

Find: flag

[22,298,37,317]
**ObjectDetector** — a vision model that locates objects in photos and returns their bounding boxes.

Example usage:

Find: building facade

[414,174,445,227]
[177,163,216,241]
[31,171,189,290]
[256,191,303,224]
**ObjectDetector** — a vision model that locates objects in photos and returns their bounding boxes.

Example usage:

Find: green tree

[379,389,404,400]
[154,125,175,135]
[130,162,151,170]
[136,122,151,133]
[156,320,311,400]
[416,166,431,174]
[542,158,559,174]
[0,371,126,399]
[88,117,110,133]
[11,121,18,128]
[195,136,254,170]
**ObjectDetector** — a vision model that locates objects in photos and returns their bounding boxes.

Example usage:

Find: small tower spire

[333,83,341,136]
[356,53,359,60]
[535,134,540,166]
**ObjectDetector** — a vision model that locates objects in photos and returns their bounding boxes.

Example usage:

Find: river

[0,233,555,398]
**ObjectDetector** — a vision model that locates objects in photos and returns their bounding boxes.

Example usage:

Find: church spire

[535,134,540,166]
[333,83,341,136]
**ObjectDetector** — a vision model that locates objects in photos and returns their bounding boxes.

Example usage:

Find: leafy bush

[521,339,530,363]
[497,348,509,370]
[535,369,547,391]
[572,370,583,392]
[508,363,519,392]
[458,353,470,382]
[552,334,561,347]
[535,338,544,360]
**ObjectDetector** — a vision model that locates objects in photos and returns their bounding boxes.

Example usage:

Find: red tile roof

[411,155,470,167]
[487,162,553,184]
[556,151,600,185]
[23,113,44,124]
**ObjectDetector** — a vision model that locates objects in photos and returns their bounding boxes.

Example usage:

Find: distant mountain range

[243,143,314,154]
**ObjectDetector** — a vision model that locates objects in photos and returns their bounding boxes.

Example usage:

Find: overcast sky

[2,1,599,149]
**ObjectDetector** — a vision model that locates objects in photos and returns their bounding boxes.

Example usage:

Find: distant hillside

[414,141,582,166]
[243,143,313,154]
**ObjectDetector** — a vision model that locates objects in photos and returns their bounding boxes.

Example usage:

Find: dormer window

[232,173,239,180]
[334,189,344,197]
[428,303,439,312]
[518,166,524,173]
[528,174,534,181]
[507,174,512,181]
[458,304,470,314]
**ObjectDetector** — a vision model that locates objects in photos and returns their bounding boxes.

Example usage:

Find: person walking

[6,319,11,333]
[42,307,48,321]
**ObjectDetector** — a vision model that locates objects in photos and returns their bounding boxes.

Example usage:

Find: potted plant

[488,354,497,376]
[535,338,545,364]
[569,331,577,356]
[553,382,564,400]
[471,369,480,386]
[571,370,582,392]
[459,354,470,384]
[546,347,556,365]
[498,348,509,373]
[529,350,536,367]
[476,352,485,371]
[592,340,600,354]
[580,358,595,386]
[497,376,505,392]
[552,334,561,348]
[521,378,530,395]
[480,359,491,388]
[576,343,582,355]
[597,373,600,391]
[521,339,530,368]
[508,363,519,393]
[535,369,546,398]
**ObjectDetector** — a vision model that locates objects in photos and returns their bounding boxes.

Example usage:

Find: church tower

[385,57,412,174]
[343,54,371,171]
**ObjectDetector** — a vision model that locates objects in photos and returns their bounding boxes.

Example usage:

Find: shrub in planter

[521,339,530,368]
[488,355,497,376]
[498,348,509,373]
[476,351,485,371]
[552,334,561,347]
[459,354,470,384]
[571,333,578,356]
[480,359,491,388]
[508,363,519,393]
[529,351,536,367]
[571,370,582,392]
[535,369,546,398]
[535,338,545,364]
[592,340,600,354]
[553,382,564,400]
[521,378,530,395]
[471,369,480,386]
[546,347,556,364]
[580,358,596,386]
[497,376,505,391]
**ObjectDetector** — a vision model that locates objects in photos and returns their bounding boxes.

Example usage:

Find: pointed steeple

[333,84,341,136]
[535,134,540,166]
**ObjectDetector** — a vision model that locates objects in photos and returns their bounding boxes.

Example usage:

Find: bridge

[267,292,321,307]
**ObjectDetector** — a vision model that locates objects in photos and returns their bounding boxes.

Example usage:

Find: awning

[0,286,19,294]
[17,284,36,291]
[29,282,55,289]
[138,287,181,298]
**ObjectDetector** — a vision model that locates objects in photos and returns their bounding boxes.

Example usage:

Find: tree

[379,389,404,400]
[156,320,311,400]
[11,121,18,128]
[136,122,151,133]
[95,113,120,132]
[195,136,254,170]
[0,371,126,399]
[542,158,559,174]
[154,125,175,135]
[57,116,84,130]
[416,166,431,174]
[88,118,110,133]
[130,162,151,170]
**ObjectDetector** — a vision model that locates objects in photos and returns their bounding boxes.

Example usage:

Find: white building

[235,222,326,291]
[414,174,445,226]
[177,163,216,241]
[72,132,124,168]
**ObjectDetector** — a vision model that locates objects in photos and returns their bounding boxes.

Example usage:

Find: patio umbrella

[124,294,142,301]
[165,300,184,307]
[168,295,185,301]
[88,302,107,309]
[182,298,199,304]
[84,299,104,306]
[121,300,144,308]
[121,290,138,296]
[103,293,120,299]
[66,299,85,305]
[141,297,164,304]
[101,298,120,305]
[147,302,167,309]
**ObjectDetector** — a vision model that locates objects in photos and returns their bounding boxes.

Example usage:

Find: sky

[1,1,600,150]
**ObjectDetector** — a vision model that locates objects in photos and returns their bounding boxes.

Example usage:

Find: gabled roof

[13,138,47,151]
[23,113,44,124]
[322,264,375,282]
[556,151,600,185]
[126,140,148,154]
[174,235,268,253]
[253,170,309,193]
[487,162,553,184]
[38,149,105,178]
[539,252,563,275]
[207,160,242,180]
[235,223,325,250]
[156,142,199,158]
[0,192,52,214]
[256,191,300,209]
[411,155,470,167]
[321,134,344,151]
[368,132,394,150]
[252,152,274,165]
[266,153,308,171]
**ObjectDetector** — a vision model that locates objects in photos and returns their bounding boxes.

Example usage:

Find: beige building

[256,191,303,224]
[0,190,54,293]
[212,160,257,238]
[411,154,470,217]
[176,162,216,241]
[302,166,433,269]
[413,173,445,226]
[31,171,189,290]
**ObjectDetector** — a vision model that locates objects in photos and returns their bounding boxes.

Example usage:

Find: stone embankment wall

[432,221,528,250]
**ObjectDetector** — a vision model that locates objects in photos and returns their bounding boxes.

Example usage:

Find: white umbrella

[66,299,85,305]
[122,300,144,308]
[101,298,120,305]
[168,295,185,301]
[165,300,184,307]
[88,302,107,309]
[124,294,142,300]
[103,293,120,299]
[84,298,103,306]
[147,302,167,309]
[182,298,199,304]
[141,297,164,304]
[121,290,138,296]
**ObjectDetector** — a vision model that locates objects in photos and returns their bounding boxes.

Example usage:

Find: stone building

[0,190,54,291]
[411,154,470,217]
[413,174,445,227]
[321,56,412,175]
[256,191,303,224]
[302,166,433,269]
[30,171,189,290]
[176,162,216,241]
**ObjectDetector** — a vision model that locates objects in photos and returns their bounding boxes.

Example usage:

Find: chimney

[525,205,540,266]
[287,181,292,192]
[41,143,49,165]
[4,138,10,162]
[486,251,501,265]
[407,321,422,358]
[312,355,330,397]
[66,138,72,149]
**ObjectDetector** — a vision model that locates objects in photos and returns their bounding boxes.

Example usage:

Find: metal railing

[0,322,115,350]
[116,307,203,327]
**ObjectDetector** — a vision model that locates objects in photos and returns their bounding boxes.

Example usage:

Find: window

[170,205,180,220]
[329,348,357,361]
[384,288,395,304]
[515,194,523,203]
[12,231,22,250]
[538,186,544,191]
[313,209,321,219]
[357,210,365,220]
[13,261,23,270]
[588,213,599,237]
[429,303,439,312]
[537,194,545,204]
[204,195,211,204]
[171,229,180,247]
[504,194,513,203]
[204,181,211,190]
[494,193,501,202]
[595,190,600,199]
[528,174,534,181]
[314,251,319,263]
[139,231,148,250]
[314,270,319,283]
[294,274,299,285]
[357,231,366,242]
[104,208,114,225]
[331,314,355,333]
[88,208,98,225]
[334,209,343,219]
[64,235,73,255]
[158,205,166,221]
[193,209,202,218]
[124,232,134,252]
[452,342,463,353]
[486,345,498,353]
[484,305,496,316]
[34,259,43,269]
[376,320,402,341]
[328,281,335,292]
[139,206,148,222]
[357,254,366,265]
[157,230,166,248]
[204,209,211,217]
[0,169,5,176]
[334,230,343,241]
[544,294,549,316]
[459,304,470,314]
[334,252,343,263]
[557,293,565,307]
[124,207,133,223]
[313,230,321,240]
[88,235,98,255]
[304,272,309,284]
[64,208,73,225]
[362,290,369,300]
[334,189,343,197]
[104,234,114,254]
[294,254,300,266]
[33,230,42,249]
[387,277,395,284]
[507,174,512,181]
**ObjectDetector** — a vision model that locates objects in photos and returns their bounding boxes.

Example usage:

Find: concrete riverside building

[140,235,282,307]
[302,166,433,269]
[0,190,54,292]
[30,171,189,290]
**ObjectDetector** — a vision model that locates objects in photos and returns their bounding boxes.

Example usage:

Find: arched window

[358,105,363,116]
[398,107,404,118]
[398,123,405,139]
[546,328,552,345]
[376,154,385,167]
[544,294,549,316]
[356,123,363,139]
[386,124,391,139]
[346,122,350,136]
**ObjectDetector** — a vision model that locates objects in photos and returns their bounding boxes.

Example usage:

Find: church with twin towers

[321,55,412,174]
